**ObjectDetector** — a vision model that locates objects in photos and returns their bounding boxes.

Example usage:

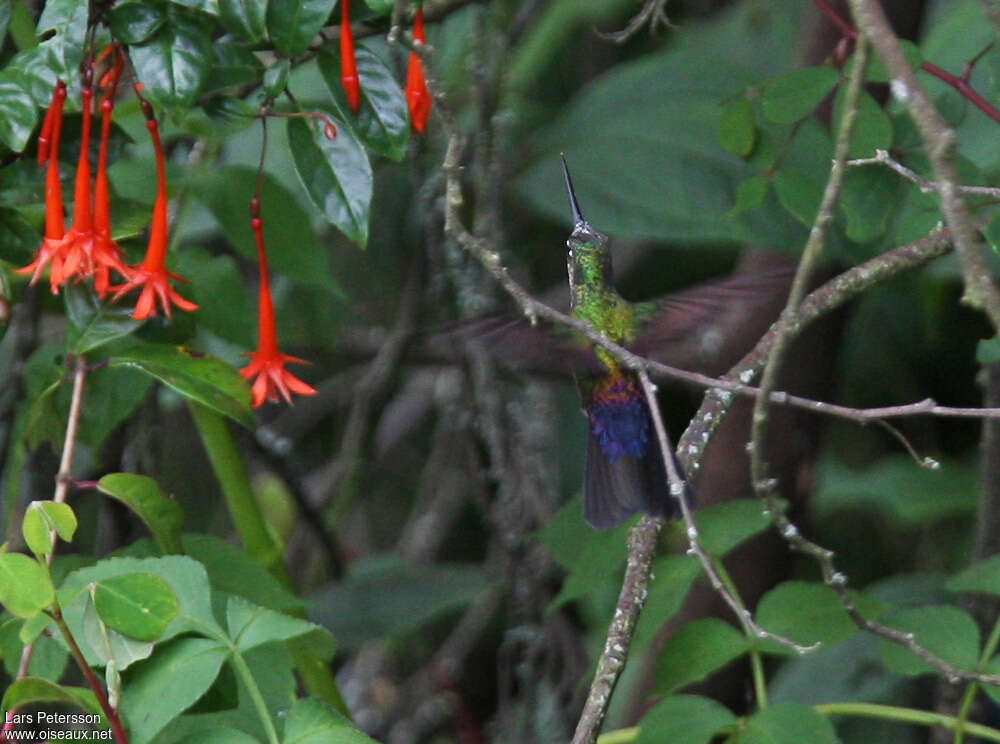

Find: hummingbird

[561,157,679,529]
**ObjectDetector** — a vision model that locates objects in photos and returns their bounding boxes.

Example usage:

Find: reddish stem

[813,0,1000,127]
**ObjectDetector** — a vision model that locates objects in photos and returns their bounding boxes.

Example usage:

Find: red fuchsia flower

[92,55,128,298]
[111,102,197,320]
[340,0,361,114]
[16,80,68,293]
[405,7,431,133]
[58,78,97,285]
[240,198,317,408]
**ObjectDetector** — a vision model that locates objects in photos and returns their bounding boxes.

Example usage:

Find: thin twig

[848,149,1000,199]
[596,0,671,44]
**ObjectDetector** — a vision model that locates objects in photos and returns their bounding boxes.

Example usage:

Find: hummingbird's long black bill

[561,154,586,227]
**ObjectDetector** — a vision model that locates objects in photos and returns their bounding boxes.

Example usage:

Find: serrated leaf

[736,703,839,744]
[760,66,838,125]
[107,1,167,44]
[318,45,411,161]
[121,636,229,743]
[1,678,103,724]
[94,573,179,642]
[879,605,980,676]
[227,595,333,652]
[97,473,184,555]
[107,343,253,428]
[63,284,142,355]
[267,0,336,56]
[0,73,38,152]
[22,501,77,557]
[130,11,213,108]
[283,697,379,744]
[755,581,884,655]
[654,618,748,694]
[774,168,822,225]
[0,553,54,618]
[636,695,736,744]
[718,98,756,157]
[288,115,373,247]
[220,0,267,41]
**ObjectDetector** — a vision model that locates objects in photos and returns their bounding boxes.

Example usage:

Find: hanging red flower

[93,54,128,298]
[405,7,431,133]
[16,80,68,293]
[240,198,317,408]
[58,79,97,285]
[112,103,197,319]
[340,0,361,114]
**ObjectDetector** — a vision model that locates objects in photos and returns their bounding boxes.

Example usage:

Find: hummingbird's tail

[583,428,687,530]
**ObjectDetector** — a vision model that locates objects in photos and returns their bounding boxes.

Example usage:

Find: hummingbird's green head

[561,156,611,293]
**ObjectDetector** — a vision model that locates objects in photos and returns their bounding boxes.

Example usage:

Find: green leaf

[94,573,179,642]
[948,554,1000,596]
[107,1,167,44]
[309,556,493,651]
[174,250,255,347]
[978,336,1000,365]
[735,702,840,744]
[0,553,54,618]
[695,499,772,556]
[755,581,884,655]
[847,39,922,84]
[121,637,230,743]
[726,175,770,219]
[226,595,333,652]
[282,697,379,744]
[63,283,143,355]
[986,213,1000,255]
[879,605,980,676]
[632,555,702,653]
[130,11,213,108]
[718,98,756,157]
[79,590,155,671]
[318,45,411,161]
[833,88,892,159]
[838,166,900,244]
[774,168,822,225]
[0,72,38,152]
[264,58,291,98]
[1,678,103,724]
[220,0,267,41]
[171,0,220,15]
[181,533,303,611]
[760,66,838,124]
[36,0,88,77]
[59,555,221,668]
[22,501,78,557]
[267,0,336,56]
[636,695,736,744]
[198,166,337,291]
[288,114,373,247]
[0,206,41,265]
[107,343,254,428]
[203,41,265,95]
[654,618,748,694]
[175,728,264,744]
[97,473,184,555]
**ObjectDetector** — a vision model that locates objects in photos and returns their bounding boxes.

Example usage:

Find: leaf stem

[51,608,129,744]
[952,613,1000,743]
[228,648,281,744]
[817,702,1000,742]
[186,401,349,713]
[713,558,768,709]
